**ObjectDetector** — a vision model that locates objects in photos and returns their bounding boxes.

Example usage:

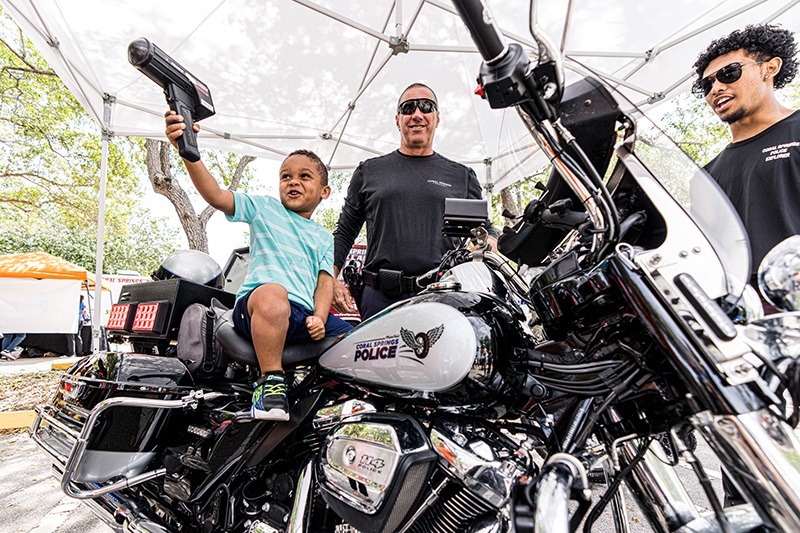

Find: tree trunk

[144,139,255,253]
[499,186,518,226]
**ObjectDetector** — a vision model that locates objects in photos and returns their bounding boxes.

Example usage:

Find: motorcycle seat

[215,310,336,368]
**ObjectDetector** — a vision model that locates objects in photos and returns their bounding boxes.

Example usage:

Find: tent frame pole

[484,159,494,212]
[92,94,114,354]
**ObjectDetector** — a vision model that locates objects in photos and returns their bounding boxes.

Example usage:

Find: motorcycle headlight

[758,236,800,312]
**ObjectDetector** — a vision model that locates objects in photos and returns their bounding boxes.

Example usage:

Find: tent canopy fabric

[0,252,112,291]
[4,0,799,192]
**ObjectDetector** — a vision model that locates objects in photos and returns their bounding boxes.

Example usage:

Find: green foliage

[312,170,366,242]
[0,211,179,275]
[0,8,181,271]
[0,12,137,220]
[657,81,800,166]
[313,206,341,234]
[327,169,350,193]
[490,166,551,228]
[784,82,800,107]
[655,93,731,166]
[313,169,348,233]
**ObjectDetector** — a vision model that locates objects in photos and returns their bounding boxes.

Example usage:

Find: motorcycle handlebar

[451,0,508,64]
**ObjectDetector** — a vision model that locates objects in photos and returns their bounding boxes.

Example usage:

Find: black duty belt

[361,269,422,297]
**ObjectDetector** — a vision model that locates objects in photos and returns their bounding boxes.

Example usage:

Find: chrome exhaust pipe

[286,458,315,533]
[614,437,700,531]
[49,461,169,533]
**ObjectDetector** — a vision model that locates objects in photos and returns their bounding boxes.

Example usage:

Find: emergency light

[130,301,170,333]
[107,303,137,332]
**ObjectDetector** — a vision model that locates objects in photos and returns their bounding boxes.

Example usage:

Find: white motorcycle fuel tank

[319,287,524,406]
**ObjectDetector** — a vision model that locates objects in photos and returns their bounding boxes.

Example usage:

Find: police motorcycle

[30,0,800,531]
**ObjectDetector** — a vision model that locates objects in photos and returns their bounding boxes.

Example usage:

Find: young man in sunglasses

[693,24,799,291]
[694,24,798,506]
[331,83,496,320]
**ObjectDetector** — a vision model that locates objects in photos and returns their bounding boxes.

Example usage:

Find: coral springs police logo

[351,325,445,365]
[400,325,444,360]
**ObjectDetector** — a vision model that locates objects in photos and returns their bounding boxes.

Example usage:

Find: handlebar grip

[167,92,201,163]
[451,0,507,63]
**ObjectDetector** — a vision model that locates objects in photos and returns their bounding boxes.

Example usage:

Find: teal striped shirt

[226,192,333,310]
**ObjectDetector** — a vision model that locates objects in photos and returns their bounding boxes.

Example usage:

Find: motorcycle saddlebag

[177,298,230,379]
[38,352,194,483]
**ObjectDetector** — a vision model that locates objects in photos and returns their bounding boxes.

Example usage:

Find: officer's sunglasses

[692,60,767,98]
[397,98,438,115]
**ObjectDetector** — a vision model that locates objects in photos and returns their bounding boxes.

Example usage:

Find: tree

[655,92,731,165]
[0,213,179,275]
[142,139,255,253]
[313,170,368,242]
[0,12,139,222]
[491,166,551,229]
[656,81,800,166]
[0,8,180,273]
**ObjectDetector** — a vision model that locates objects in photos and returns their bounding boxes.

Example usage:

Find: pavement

[0,431,108,533]
[0,354,81,375]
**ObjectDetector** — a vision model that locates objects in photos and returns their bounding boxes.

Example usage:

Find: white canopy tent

[5,1,800,186]
[3,0,800,347]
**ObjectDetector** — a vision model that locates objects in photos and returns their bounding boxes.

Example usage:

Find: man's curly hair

[693,24,798,90]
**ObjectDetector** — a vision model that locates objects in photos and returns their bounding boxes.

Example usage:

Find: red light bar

[131,301,169,333]
[107,303,137,331]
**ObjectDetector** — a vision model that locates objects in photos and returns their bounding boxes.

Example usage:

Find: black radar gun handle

[166,85,201,162]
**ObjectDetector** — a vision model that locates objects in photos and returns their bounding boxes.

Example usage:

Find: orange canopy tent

[0,252,111,291]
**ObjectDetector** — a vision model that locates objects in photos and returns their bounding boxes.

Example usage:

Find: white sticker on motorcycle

[321,301,478,392]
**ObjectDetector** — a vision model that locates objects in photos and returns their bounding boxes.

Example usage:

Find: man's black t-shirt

[333,150,491,275]
[705,110,800,275]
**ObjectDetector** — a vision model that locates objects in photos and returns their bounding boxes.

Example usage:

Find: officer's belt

[361,269,422,297]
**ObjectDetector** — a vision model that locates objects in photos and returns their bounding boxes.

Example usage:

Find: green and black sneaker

[250,372,290,421]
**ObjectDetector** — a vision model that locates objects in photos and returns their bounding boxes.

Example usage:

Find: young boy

[165,111,352,421]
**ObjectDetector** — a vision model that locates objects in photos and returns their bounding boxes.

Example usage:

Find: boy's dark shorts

[232,288,353,342]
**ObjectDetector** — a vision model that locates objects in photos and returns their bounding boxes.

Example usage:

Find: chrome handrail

[30,404,82,467]
[60,390,222,499]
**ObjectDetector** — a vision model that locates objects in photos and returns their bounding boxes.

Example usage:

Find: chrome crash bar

[32,390,222,500]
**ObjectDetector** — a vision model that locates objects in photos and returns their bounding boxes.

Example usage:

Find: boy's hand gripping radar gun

[128,38,215,162]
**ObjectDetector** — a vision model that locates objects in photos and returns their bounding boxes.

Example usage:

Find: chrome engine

[316,411,530,533]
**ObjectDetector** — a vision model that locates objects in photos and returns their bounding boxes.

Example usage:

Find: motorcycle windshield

[631,113,750,300]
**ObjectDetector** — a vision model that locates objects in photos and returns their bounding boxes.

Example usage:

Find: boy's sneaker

[0,350,17,360]
[250,372,290,421]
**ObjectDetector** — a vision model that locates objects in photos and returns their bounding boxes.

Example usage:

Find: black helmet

[153,250,225,289]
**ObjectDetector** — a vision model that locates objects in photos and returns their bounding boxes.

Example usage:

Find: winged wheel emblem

[400,325,444,359]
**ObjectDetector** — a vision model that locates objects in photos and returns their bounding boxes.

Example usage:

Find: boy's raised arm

[165,110,235,215]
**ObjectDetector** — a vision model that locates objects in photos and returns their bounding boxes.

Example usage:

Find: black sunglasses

[692,60,767,98]
[397,98,438,115]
